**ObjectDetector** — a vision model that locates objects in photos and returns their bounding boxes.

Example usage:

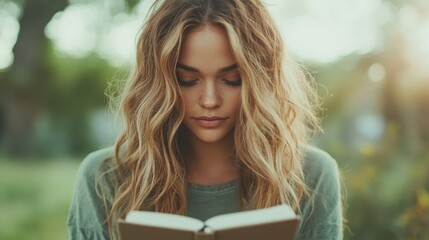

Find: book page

[125,211,205,232]
[204,205,297,231]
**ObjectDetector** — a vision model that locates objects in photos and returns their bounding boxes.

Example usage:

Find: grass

[0,158,80,240]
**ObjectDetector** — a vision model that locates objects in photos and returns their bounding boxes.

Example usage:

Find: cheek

[229,91,242,110]
[181,90,194,113]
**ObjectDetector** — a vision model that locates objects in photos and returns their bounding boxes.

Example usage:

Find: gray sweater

[67,146,343,239]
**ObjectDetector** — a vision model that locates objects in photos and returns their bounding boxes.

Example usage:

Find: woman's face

[177,24,241,144]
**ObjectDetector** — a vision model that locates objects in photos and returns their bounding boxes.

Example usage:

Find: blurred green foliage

[313,56,429,239]
[1,0,428,239]
[321,138,429,239]
[39,43,122,155]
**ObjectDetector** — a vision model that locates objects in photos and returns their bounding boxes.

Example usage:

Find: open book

[118,204,300,240]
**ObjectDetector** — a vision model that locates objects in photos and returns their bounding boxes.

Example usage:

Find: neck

[183,130,238,185]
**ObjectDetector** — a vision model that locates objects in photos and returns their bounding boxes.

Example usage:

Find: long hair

[100,0,321,239]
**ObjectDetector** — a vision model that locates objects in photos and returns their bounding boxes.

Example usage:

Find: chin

[185,127,234,144]
[193,131,229,143]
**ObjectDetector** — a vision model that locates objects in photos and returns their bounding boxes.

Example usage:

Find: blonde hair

[101,0,321,239]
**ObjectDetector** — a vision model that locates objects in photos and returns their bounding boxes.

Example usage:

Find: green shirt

[67,146,343,239]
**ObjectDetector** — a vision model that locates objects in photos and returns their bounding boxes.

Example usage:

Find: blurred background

[0,0,428,239]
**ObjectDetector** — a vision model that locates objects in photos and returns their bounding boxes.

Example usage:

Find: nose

[199,81,221,109]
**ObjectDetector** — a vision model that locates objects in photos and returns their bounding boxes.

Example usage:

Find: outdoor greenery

[0,158,79,240]
[1,0,428,239]
[321,138,429,239]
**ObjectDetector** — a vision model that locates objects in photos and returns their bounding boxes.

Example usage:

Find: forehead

[178,24,236,73]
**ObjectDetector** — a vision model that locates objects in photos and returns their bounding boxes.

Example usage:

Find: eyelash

[225,80,242,87]
[177,78,242,88]
[177,79,197,87]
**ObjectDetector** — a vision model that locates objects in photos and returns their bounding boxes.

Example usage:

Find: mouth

[194,116,228,121]
[192,116,228,128]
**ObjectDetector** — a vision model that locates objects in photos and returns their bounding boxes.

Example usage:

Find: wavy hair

[100,0,321,239]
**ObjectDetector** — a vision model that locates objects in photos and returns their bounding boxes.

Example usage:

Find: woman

[67,0,344,239]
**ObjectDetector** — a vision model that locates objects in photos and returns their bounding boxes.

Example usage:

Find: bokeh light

[1,0,428,239]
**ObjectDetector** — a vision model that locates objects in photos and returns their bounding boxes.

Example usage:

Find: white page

[126,211,205,232]
[205,205,296,231]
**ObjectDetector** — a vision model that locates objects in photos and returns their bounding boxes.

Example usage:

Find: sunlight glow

[20,0,421,69]
[40,0,395,66]
[44,1,152,66]
[96,0,155,67]
[45,3,106,58]
[0,2,21,70]
[399,5,429,77]
[97,13,140,67]
[272,0,392,63]
[2,0,424,69]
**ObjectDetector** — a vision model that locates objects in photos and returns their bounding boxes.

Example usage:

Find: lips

[193,116,228,128]
[194,116,228,121]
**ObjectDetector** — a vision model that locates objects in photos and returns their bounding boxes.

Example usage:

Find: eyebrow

[176,63,238,73]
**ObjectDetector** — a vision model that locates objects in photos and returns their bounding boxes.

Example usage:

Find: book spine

[194,232,215,240]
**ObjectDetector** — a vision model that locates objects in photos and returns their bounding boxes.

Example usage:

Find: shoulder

[301,145,340,188]
[74,147,118,202]
[67,147,116,229]
[296,145,344,239]
[300,144,341,205]
[302,145,338,173]
[77,147,115,179]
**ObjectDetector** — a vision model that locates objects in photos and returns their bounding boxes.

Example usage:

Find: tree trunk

[1,0,68,157]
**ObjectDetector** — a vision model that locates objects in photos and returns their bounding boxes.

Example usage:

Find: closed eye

[223,79,242,87]
[177,78,198,87]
